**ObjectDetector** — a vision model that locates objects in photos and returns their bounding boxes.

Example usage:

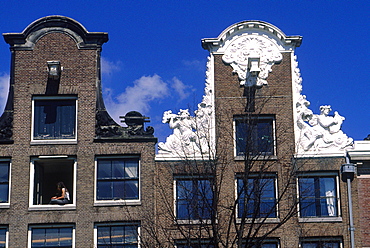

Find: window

[242,240,279,248]
[176,178,213,220]
[96,157,139,203]
[235,116,274,156]
[300,237,341,248]
[237,176,277,218]
[32,96,77,142]
[0,227,7,248]
[0,160,10,205]
[30,156,75,209]
[176,241,215,248]
[298,175,339,218]
[29,225,74,248]
[95,223,139,247]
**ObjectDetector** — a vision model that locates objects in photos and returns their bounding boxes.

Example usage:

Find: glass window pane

[0,162,9,182]
[45,228,59,246]
[112,160,125,178]
[111,226,125,244]
[124,181,139,199]
[97,181,113,200]
[98,160,112,179]
[31,228,45,247]
[0,185,9,203]
[0,228,6,248]
[112,181,125,199]
[125,160,138,178]
[177,200,190,219]
[124,226,138,244]
[320,177,335,197]
[59,228,72,246]
[97,226,110,245]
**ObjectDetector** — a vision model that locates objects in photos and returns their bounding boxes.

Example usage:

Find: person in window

[49,182,70,205]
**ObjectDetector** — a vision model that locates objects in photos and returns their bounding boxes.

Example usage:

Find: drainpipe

[341,155,356,248]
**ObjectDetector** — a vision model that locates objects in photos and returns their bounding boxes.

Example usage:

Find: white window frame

[233,115,276,159]
[94,156,141,206]
[94,222,140,248]
[174,176,213,224]
[28,224,75,248]
[28,156,76,210]
[0,226,8,248]
[0,159,11,208]
[235,173,280,223]
[31,96,78,145]
[297,172,342,222]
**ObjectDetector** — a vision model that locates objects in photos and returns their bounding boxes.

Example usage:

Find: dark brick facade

[0,16,363,248]
[0,16,157,247]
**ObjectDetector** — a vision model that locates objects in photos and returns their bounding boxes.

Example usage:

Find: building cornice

[201,20,302,51]
[3,15,108,50]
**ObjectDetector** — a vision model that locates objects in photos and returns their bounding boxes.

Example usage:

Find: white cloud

[104,74,169,123]
[0,73,9,113]
[171,77,192,101]
[101,57,121,76]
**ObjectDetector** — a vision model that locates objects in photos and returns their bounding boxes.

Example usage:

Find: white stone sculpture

[157,57,214,159]
[293,55,353,155]
[222,34,282,87]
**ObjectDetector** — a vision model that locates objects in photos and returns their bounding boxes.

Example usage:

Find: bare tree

[143,83,304,248]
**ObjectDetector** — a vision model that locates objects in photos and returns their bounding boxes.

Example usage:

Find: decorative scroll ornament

[222,34,282,87]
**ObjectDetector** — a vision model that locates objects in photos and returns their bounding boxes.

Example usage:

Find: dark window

[176,179,213,220]
[33,98,76,140]
[0,161,10,203]
[237,177,277,218]
[298,176,338,217]
[177,244,215,248]
[97,224,138,247]
[31,226,73,248]
[0,227,6,248]
[32,158,74,205]
[235,116,274,156]
[301,240,340,248]
[242,242,279,248]
[97,157,139,201]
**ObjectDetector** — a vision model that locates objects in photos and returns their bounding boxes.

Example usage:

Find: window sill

[94,200,141,207]
[31,140,77,145]
[234,155,277,161]
[236,218,280,223]
[0,203,10,209]
[299,217,342,222]
[175,219,212,225]
[28,204,76,211]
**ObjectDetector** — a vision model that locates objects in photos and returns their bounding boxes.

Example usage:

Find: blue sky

[0,1,369,144]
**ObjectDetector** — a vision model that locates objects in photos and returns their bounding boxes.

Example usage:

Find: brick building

[0,16,363,247]
[0,16,157,247]
[155,21,359,248]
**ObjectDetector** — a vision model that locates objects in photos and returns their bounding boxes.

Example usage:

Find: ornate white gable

[155,20,353,160]
[222,34,282,87]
